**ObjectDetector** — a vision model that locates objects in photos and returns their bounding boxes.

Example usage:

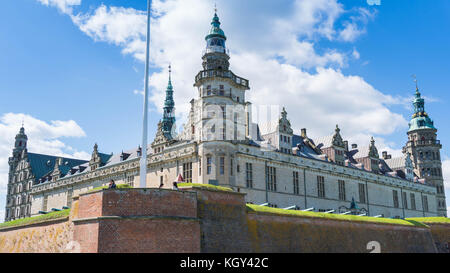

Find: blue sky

[0,0,449,221]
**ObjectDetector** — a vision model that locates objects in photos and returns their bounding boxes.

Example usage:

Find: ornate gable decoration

[332,125,345,148]
[89,143,101,170]
[369,137,379,158]
[152,121,172,148]
[279,108,293,135]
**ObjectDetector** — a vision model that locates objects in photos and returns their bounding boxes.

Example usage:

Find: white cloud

[71,5,147,61]
[443,159,450,190]
[37,0,81,14]
[38,0,404,147]
[0,113,89,201]
[338,8,376,42]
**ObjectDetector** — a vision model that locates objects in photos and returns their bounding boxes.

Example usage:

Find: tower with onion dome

[403,82,446,216]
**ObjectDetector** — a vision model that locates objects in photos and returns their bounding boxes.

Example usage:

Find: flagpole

[140,0,151,188]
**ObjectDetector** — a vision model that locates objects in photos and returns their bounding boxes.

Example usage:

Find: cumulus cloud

[0,113,89,212]
[37,0,81,14]
[38,0,405,145]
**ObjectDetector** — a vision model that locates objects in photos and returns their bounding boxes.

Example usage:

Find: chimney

[351,143,358,149]
[344,140,349,152]
[301,128,307,138]
[382,151,388,159]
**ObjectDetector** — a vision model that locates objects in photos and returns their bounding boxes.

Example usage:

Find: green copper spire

[162,64,176,139]
[205,10,226,41]
[408,80,436,132]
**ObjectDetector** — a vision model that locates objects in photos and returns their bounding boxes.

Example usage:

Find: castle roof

[27,153,88,182]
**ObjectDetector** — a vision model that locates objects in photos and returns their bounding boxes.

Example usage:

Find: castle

[4,11,447,222]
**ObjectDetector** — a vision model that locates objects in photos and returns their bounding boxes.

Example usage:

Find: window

[219,85,224,96]
[207,156,212,175]
[402,192,408,209]
[266,166,277,192]
[359,184,366,204]
[317,176,325,198]
[410,193,416,210]
[293,171,299,195]
[230,158,234,176]
[199,158,202,176]
[207,85,211,95]
[246,163,253,188]
[393,190,399,208]
[126,175,134,186]
[423,196,429,212]
[338,180,346,201]
[219,157,225,175]
[183,162,193,183]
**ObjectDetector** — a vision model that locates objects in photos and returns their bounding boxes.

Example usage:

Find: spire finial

[412,74,419,92]
[214,2,217,14]
[168,63,172,80]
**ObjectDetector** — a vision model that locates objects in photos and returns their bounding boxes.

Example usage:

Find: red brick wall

[73,189,200,253]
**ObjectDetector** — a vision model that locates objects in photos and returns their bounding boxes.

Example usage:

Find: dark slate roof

[98,153,113,165]
[27,153,88,182]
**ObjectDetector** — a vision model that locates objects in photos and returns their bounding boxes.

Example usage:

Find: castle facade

[4,12,446,222]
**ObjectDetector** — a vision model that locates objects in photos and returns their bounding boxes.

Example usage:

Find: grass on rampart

[178,183,233,192]
[87,184,132,193]
[406,217,450,224]
[0,209,70,230]
[247,204,427,227]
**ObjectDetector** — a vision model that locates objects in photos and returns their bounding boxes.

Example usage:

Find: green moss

[0,209,70,230]
[87,184,132,193]
[247,204,423,227]
[406,217,450,224]
[178,183,233,192]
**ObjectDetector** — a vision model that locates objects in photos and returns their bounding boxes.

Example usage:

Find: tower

[6,126,29,221]
[193,10,250,142]
[404,83,446,216]
[162,65,176,139]
[8,126,28,181]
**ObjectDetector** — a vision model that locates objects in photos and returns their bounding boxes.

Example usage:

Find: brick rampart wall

[0,187,448,253]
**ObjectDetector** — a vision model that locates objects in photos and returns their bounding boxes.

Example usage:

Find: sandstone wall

[0,219,73,253]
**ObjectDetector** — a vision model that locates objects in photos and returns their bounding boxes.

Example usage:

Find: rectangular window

[183,162,193,183]
[293,171,299,195]
[317,176,325,198]
[246,163,253,188]
[199,158,202,176]
[266,166,277,192]
[393,190,399,208]
[219,157,225,175]
[423,195,429,212]
[207,156,212,175]
[338,180,346,201]
[402,191,408,209]
[127,175,134,187]
[230,158,234,176]
[410,193,416,210]
[359,183,366,204]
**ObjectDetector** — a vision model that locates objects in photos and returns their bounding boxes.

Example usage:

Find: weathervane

[214,2,217,13]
